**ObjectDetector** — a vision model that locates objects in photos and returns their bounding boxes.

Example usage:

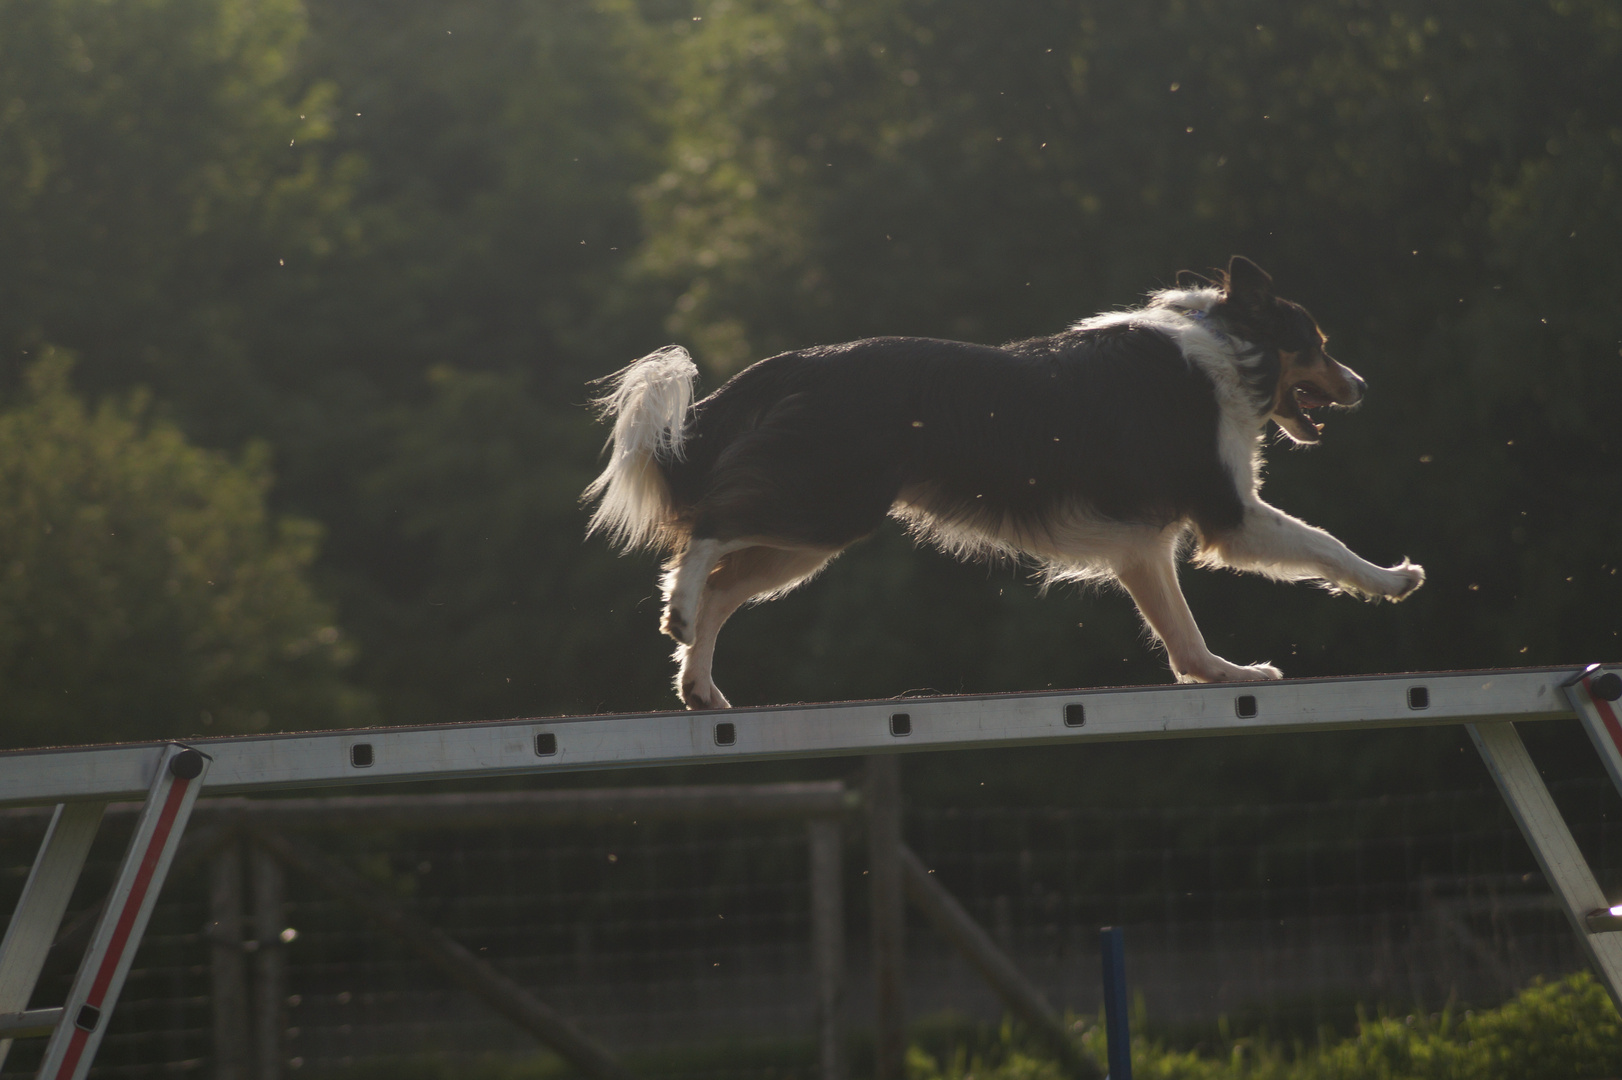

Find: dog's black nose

[1340,370,1367,405]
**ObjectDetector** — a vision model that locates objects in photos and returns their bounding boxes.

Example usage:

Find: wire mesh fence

[2,777,1616,1079]
[906,781,1619,1029]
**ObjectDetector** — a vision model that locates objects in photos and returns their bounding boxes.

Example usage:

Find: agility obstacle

[2,663,1621,1078]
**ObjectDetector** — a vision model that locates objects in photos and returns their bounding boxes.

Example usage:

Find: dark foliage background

[0,0,1618,806]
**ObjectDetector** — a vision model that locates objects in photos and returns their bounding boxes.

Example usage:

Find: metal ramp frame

[1,663,1619,1077]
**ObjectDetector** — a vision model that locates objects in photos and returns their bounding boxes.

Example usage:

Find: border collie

[584,256,1424,709]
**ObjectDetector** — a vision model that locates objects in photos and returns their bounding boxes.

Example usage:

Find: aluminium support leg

[0,803,107,1070]
[1468,721,1622,1008]
[1563,665,1622,799]
[34,744,209,1080]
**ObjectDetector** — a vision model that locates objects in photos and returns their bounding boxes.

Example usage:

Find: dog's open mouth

[1293,382,1336,410]
[1285,382,1335,436]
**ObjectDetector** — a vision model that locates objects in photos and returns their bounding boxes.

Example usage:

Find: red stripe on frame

[49,1026,90,1079]
[1590,677,1622,758]
[49,772,191,1080]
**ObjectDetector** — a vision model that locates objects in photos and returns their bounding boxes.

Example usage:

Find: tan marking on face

[1274,348,1363,409]
[1273,350,1300,413]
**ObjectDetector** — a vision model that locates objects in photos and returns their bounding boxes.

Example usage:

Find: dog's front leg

[1202,501,1424,601]
[1116,551,1282,683]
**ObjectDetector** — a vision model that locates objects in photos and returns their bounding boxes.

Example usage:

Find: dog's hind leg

[1115,543,1282,684]
[676,544,837,709]
[662,537,743,645]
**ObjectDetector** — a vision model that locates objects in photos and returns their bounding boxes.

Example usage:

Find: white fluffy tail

[582,345,698,551]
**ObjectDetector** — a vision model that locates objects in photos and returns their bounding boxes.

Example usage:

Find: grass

[308,972,1621,1080]
[908,973,1622,1080]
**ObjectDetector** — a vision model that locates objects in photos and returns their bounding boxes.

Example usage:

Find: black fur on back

[661,324,1247,552]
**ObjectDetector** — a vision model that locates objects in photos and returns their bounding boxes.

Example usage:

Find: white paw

[1177,658,1284,683]
[1341,558,1425,602]
[679,676,731,711]
[1383,559,1425,601]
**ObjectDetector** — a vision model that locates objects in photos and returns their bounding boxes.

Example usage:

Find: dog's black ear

[1176,269,1215,290]
[1224,256,1274,311]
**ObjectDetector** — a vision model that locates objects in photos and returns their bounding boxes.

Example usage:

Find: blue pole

[1100,926,1132,1080]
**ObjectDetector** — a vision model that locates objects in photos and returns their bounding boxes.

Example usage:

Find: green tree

[624,0,1622,708]
[274,0,673,722]
[0,351,372,748]
[0,0,353,445]
[0,0,674,726]
[4,0,1617,736]
[338,366,674,724]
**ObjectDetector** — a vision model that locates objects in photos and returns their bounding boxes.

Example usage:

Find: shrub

[905,973,1620,1080]
[0,351,373,747]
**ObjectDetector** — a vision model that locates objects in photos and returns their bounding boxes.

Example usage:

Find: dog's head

[1190,256,1365,446]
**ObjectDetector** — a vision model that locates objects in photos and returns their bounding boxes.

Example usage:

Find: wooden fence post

[865,757,905,1080]
[250,844,286,1080]
[807,817,846,1080]
[208,837,250,1080]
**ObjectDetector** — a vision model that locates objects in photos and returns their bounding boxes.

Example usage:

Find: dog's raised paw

[1386,559,1425,601]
